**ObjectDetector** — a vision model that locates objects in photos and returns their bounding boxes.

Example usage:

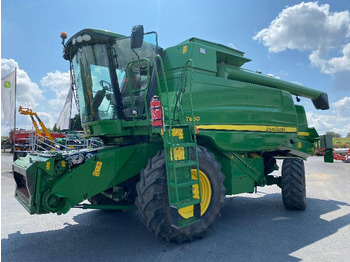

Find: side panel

[204,146,263,196]
[166,71,299,153]
[13,143,161,214]
[51,143,160,211]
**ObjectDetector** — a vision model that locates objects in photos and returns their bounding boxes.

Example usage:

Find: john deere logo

[4,81,12,88]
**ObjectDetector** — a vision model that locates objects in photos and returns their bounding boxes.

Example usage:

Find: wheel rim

[178,169,212,219]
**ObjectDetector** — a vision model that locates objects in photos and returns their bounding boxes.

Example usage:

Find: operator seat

[121,74,147,118]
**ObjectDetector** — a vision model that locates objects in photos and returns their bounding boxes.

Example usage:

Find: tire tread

[281,158,306,210]
[135,146,226,243]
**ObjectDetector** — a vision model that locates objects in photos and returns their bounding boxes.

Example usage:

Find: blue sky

[1,0,350,136]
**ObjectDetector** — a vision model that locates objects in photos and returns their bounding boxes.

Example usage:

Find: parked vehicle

[13,26,330,243]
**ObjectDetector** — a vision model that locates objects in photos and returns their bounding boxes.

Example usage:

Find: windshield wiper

[131,48,140,60]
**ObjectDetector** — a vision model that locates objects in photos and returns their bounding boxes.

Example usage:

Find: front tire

[135,146,225,243]
[281,158,306,210]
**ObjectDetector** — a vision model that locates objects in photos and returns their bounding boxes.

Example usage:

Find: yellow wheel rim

[178,169,212,219]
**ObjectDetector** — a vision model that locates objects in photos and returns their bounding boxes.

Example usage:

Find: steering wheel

[99,80,111,91]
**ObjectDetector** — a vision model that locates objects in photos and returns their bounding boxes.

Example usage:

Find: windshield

[112,33,157,97]
[73,44,116,123]
[72,33,157,123]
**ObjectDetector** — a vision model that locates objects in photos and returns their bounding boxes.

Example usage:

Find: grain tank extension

[13,26,329,243]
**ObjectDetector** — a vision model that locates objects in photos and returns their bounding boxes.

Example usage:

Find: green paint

[13,27,329,222]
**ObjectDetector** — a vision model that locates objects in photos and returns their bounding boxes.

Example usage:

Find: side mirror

[131,25,144,49]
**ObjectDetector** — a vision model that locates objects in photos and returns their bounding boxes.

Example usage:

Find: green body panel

[162,41,316,155]
[84,119,153,138]
[13,28,328,217]
[13,143,160,214]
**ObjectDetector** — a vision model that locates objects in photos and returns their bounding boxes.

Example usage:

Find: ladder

[154,57,202,228]
[163,125,201,228]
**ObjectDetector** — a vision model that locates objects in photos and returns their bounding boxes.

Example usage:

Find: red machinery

[9,130,65,145]
[333,148,350,162]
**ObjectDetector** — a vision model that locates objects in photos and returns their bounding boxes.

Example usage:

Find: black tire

[135,146,226,243]
[281,158,306,210]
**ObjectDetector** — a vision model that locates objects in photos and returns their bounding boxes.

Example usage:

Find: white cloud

[310,43,350,74]
[40,70,70,111]
[1,59,75,135]
[333,96,350,118]
[1,58,44,108]
[253,2,350,79]
[307,96,350,136]
[35,111,57,131]
[228,43,237,49]
[1,58,46,135]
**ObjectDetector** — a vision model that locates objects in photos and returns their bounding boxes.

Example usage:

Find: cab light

[83,34,91,41]
[76,35,83,43]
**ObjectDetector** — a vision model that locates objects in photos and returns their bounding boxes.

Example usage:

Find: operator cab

[62,26,158,124]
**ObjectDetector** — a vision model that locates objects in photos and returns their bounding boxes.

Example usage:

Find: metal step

[164,142,196,148]
[167,160,197,168]
[171,198,201,209]
[169,179,199,188]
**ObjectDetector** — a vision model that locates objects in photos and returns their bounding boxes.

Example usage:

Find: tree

[325,131,342,138]
[52,114,82,132]
[347,133,350,138]
[70,114,83,130]
[52,124,60,132]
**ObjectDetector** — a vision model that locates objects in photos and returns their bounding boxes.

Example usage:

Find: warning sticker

[170,147,185,161]
[46,162,50,170]
[92,161,103,177]
[171,128,184,139]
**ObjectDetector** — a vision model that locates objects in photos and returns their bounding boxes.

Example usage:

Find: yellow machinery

[18,106,54,141]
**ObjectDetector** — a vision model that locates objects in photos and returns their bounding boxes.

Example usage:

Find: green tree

[52,124,60,132]
[326,131,342,138]
[347,132,350,138]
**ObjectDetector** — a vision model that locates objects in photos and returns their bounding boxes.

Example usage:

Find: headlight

[82,34,91,41]
[76,35,83,43]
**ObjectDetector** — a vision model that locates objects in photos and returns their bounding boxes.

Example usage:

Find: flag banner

[1,70,16,126]
[56,87,73,130]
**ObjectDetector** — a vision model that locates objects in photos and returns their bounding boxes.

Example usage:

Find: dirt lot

[1,153,350,262]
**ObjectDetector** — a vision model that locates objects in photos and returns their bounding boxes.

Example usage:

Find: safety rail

[125,58,152,121]
[13,132,104,157]
[153,55,171,121]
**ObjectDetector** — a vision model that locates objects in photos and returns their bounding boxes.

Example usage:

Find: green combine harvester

[13,25,330,243]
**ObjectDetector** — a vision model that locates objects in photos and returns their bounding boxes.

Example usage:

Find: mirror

[131,25,144,49]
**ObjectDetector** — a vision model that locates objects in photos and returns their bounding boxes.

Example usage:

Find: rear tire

[135,146,225,243]
[281,158,306,210]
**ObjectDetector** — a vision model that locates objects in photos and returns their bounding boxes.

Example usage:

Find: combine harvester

[13,26,331,243]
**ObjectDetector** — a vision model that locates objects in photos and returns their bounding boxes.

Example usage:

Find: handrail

[153,55,171,122]
[184,59,202,203]
[125,58,151,121]
[13,133,104,155]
